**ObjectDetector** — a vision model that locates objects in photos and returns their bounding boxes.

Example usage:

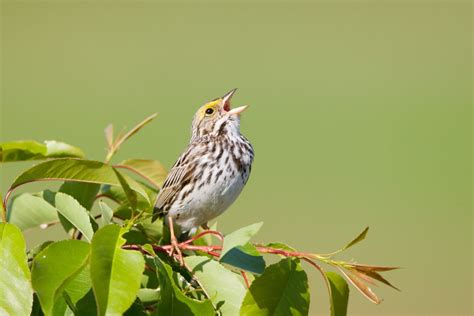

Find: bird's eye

[205,108,214,115]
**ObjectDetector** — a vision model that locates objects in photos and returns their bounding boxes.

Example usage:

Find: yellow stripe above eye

[205,99,221,108]
[198,99,221,119]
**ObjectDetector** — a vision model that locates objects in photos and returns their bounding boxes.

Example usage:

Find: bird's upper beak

[222,88,249,115]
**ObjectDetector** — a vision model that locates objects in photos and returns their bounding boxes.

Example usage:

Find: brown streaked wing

[153,145,196,214]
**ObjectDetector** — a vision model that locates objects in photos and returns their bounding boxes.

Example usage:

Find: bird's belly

[171,170,248,231]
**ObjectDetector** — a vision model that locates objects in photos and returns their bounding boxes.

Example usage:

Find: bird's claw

[169,236,184,266]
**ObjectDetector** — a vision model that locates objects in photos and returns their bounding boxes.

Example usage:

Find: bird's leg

[201,222,210,230]
[167,216,184,266]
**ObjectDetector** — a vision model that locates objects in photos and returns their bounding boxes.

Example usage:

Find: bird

[153,89,254,263]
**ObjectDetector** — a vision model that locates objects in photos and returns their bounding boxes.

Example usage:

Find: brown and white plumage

[153,89,254,233]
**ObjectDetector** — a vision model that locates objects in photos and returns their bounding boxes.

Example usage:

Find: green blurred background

[1,0,472,315]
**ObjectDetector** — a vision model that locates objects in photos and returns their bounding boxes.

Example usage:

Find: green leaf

[51,295,68,315]
[153,257,215,316]
[41,190,75,234]
[89,215,100,233]
[240,258,310,316]
[185,256,246,315]
[136,217,163,242]
[264,242,296,252]
[137,288,160,304]
[75,290,97,315]
[63,264,92,304]
[7,192,59,230]
[98,201,114,226]
[326,272,349,316]
[122,229,149,245]
[0,140,45,162]
[52,265,93,315]
[113,168,138,211]
[220,243,266,275]
[54,192,94,242]
[28,240,54,263]
[100,184,129,204]
[221,222,263,258]
[0,140,46,162]
[341,227,369,251]
[31,294,43,316]
[100,181,157,213]
[115,159,167,188]
[124,299,147,316]
[31,240,90,316]
[59,182,100,210]
[327,227,370,257]
[113,204,134,221]
[0,140,84,162]
[0,223,33,315]
[90,224,145,316]
[8,158,149,203]
[43,140,85,159]
[220,223,265,274]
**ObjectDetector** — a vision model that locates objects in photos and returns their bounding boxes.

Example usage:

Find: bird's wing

[153,146,196,217]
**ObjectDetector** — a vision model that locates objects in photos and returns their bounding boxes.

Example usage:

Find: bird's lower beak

[228,105,249,115]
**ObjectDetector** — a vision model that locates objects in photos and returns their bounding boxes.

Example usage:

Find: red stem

[2,190,12,222]
[241,270,250,289]
[208,251,221,257]
[123,244,154,256]
[181,230,224,245]
[126,243,318,262]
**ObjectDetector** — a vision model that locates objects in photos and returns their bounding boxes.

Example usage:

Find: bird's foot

[166,218,224,266]
[168,235,184,266]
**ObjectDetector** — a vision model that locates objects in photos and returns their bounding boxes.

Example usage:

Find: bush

[0,114,398,315]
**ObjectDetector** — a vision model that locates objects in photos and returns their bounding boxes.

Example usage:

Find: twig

[181,230,224,245]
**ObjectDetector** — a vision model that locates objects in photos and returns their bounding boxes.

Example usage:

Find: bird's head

[191,89,248,140]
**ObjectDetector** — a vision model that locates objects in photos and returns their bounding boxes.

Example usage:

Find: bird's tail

[152,206,165,222]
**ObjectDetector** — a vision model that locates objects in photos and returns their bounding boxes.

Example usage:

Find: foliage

[0,114,399,315]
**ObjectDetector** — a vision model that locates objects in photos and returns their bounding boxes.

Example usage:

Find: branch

[122,230,399,306]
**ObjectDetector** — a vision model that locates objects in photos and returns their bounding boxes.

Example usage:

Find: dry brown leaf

[337,267,381,304]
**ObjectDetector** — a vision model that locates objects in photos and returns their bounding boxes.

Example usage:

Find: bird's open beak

[228,105,249,115]
[222,88,249,115]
